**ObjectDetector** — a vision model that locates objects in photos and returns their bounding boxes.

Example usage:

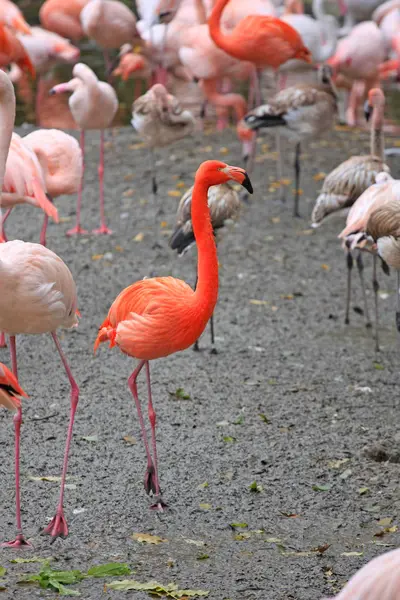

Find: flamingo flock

[0,0,400,597]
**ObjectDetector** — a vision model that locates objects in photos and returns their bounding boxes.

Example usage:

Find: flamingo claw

[41,512,69,541]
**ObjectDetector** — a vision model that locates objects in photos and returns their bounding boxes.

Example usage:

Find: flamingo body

[80,0,137,49]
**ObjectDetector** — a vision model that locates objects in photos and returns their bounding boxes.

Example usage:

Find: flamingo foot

[2,533,32,548]
[66,226,88,236]
[92,226,113,235]
[41,512,69,542]
[150,498,168,511]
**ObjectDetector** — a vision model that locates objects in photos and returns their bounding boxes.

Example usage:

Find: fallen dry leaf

[133,232,144,242]
[249,299,268,306]
[321,264,330,271]
[176,181,186,188]
[219,147,229,155]
[91,254,104,261]
[132,533,167,545]
[124,174,134,182]
[123,435,137,445]
[270,216,280,224]
[123,189,135,197]
[168,190,182,197]
[313,172,326,181]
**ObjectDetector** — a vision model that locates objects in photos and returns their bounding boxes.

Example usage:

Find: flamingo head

[195,160,253,194]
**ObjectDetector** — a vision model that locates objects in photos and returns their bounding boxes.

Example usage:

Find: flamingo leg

[345,249,353,325]
[145,362,166,510]
[93,130,112,235]
[275,132,286,203]
[0,333,6,348]
[373,255,380,353]
[1,207,12,242]
[128,361,159,500]
[67,130,87,236]
[39,194,53,247]
[356,252,371,328]
[293,142,301,217]
[209,314,217,355]
[41,332,79,542]
[150,148,158,198]
[2,336,31,548]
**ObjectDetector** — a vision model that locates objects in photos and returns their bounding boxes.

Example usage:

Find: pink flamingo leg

[128,360,166,510]
[39,194,53,246]
[41,332,79,542]
[1,208,12,242]
[0,333,6,348]
[216,78,231,130]
[2,336,31,548]
[93,130,112,235]
[67,130,88,236]
[145,362,165,510]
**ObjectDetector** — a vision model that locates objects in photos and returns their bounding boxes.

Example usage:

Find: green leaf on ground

[230,523,248,529]
[312,484,332,492]
[86,563,131,578]
[10,557,50,564]
[0,568,5,577]
[233,415,244,425]
[373,362,385,370]
[196,554,209,561]
[249,481,263,493]
[258,414,270,424]
[358,487,369,495]
[223,436,236,443]
[20,563,83,596]
[170,388,191,400]
[105,579,209,598]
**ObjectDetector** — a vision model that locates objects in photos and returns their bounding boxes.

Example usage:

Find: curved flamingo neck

[208,0,232,53]
[191,174,218,315]
[201,78,247,122]
[371,102,384,160]
[0,72,15,209]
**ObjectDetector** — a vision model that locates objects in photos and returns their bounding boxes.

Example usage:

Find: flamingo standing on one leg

[23,129,83,246]
[94,160,253,510]
[0,70,80,546]
[49,63,118,235]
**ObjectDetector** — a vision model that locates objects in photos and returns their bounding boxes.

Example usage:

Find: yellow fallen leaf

[321,264,330,271]
[132,533,167,544]
[114,245,124,252]
[270,217,280,224]
[92,254,104,261]
[129,143,146,150]
[249,299,268,306]
[160,221,168,228]
[394,140,400,148]
[378,517,392,527]
[123,189,135,197]
[292,188,303,195]
[59,216,71,223]
[200,146,213,153]
[199,503,212,510]
[271,306,279,312]
[280,178,291,186]
[176,181,186,188]
[328,458,350,469]
[313,172,326,181]
[168,190,182,197]
[219,147,229,154]
[123,435,137,444]
[124,174,134,182]
[133,232,144,242]
[281,294,294,300]
[341,552,363,557]
[261,143,269,152]
[104,141,113,150]
[28,475,67,482]
[298,229,314,236]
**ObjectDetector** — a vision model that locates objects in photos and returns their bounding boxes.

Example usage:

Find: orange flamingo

[39,0,90,42]
[0,24,35,77]
[94,160,253,510]
[208,0,312,69]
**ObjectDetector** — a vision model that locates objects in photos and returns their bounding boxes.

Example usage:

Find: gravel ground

[1,123,400,600]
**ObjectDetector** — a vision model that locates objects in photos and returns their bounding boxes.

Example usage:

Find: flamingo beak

[222,166,253,194]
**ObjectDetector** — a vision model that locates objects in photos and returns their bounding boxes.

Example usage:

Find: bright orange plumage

[0,361,28,411]
[0,25,35,77]
[209,0,312,69]
[95,276,210,360]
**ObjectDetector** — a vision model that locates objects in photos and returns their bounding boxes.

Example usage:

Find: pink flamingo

[80,0,138,73]
[328,21,385,126]
[322,547,400,600]
[50,63,118,235]
[0,70,80,546]
[23,129,83,246]
[0,361,27,411]
[0,133,59,242]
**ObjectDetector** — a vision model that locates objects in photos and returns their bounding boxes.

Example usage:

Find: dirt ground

[1,123,400,600]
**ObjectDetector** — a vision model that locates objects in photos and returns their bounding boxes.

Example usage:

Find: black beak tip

[242,173,253,194]
[364,101,372,122]
[49,89,56,96]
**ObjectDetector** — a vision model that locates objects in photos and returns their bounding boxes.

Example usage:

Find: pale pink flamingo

[322,547,400,600]
[39,0,90,42]
[328,21,385,126]
[17,27,80,75]
[132,83,195,198]
[339,0,388,36]
[50,63,118,235]
[0,133,59,243]
[23,129,83,247]
[0,70,80,546]
[80,0,137,73]
[338,171,397,349]
[0,361,27,411]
